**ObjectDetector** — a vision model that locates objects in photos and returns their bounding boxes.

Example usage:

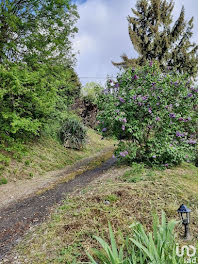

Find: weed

[0,177,8,185]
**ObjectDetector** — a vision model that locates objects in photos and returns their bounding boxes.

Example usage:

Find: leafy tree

[0,0,79,66]
[113,0,198,77]
[81,82,103,104]
[0,64,57,139]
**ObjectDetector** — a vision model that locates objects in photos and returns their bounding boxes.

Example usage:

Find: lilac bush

[97,63,198,167]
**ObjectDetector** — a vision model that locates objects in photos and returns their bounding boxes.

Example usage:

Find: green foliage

[87,222,126,264]
[195,147,198,167]
[121,163,145,183]
[0,177,7,185]
[0,0,81,160]
[97,63,198,167]
[113,0,198,77]
[88,212,183,264]
[0,63,57,138]
[59,118,87,149]
[0,0,79,66]
[81,82,103,104]
[0,62,81,144]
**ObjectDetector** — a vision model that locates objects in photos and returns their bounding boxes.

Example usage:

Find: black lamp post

[177,204,191,240]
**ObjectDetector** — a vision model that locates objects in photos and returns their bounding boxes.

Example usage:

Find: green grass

[0,177,8,185]
[0,129,116,183]
[15,162,198,263]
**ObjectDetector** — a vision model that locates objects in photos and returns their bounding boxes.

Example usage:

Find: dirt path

[0,147,113,211]
[0,151,116,260]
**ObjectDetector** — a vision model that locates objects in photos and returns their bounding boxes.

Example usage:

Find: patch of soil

[0,157,116,260]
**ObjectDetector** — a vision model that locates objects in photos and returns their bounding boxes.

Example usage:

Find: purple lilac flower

[164,164,169,168]
[174,81,179,85]
[152,82,156,86]
[152,155,156,158]
[149,61,153,66]
[156,116,160,121]
[115,83,119,88]
[134,75,138,80]
[97,120,100,124]
[169,113,176,118]
[148,108,152,114]
[120,152,125,157]
[115,109,120,113]
[122,125,125,131]
[187,139,197,145]
[184,117,191,122]
[138,102,142,106]
[119,97,125,103]
[178,117,183,121]
[132,95,137,100]
[169,144,173,147]
[102,128,107,132]
[103,89,108,95]
[142,96,147,101]
[176,131,184,137]
[156,102,160,106]
[112,154,115,158]
[187,93,193,98]
[119,151,128,157]
[123,118,127,123]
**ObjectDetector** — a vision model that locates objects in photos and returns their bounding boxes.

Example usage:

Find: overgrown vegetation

[97,63,198,167]
[14,163,198,263]
[0,0,83,178]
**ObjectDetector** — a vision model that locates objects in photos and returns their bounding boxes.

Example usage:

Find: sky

[72,0,198,86]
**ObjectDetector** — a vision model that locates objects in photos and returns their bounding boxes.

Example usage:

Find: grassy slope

[0,129,115,183]
[15,162,198,263]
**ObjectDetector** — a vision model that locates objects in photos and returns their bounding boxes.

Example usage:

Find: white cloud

[73,0,198,85]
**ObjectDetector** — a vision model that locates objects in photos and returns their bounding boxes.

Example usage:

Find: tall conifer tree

[113,0,198,77]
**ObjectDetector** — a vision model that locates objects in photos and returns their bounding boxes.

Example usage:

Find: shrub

[97,63,198,167]
[59,118,87,149]
[87,212,183,264]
